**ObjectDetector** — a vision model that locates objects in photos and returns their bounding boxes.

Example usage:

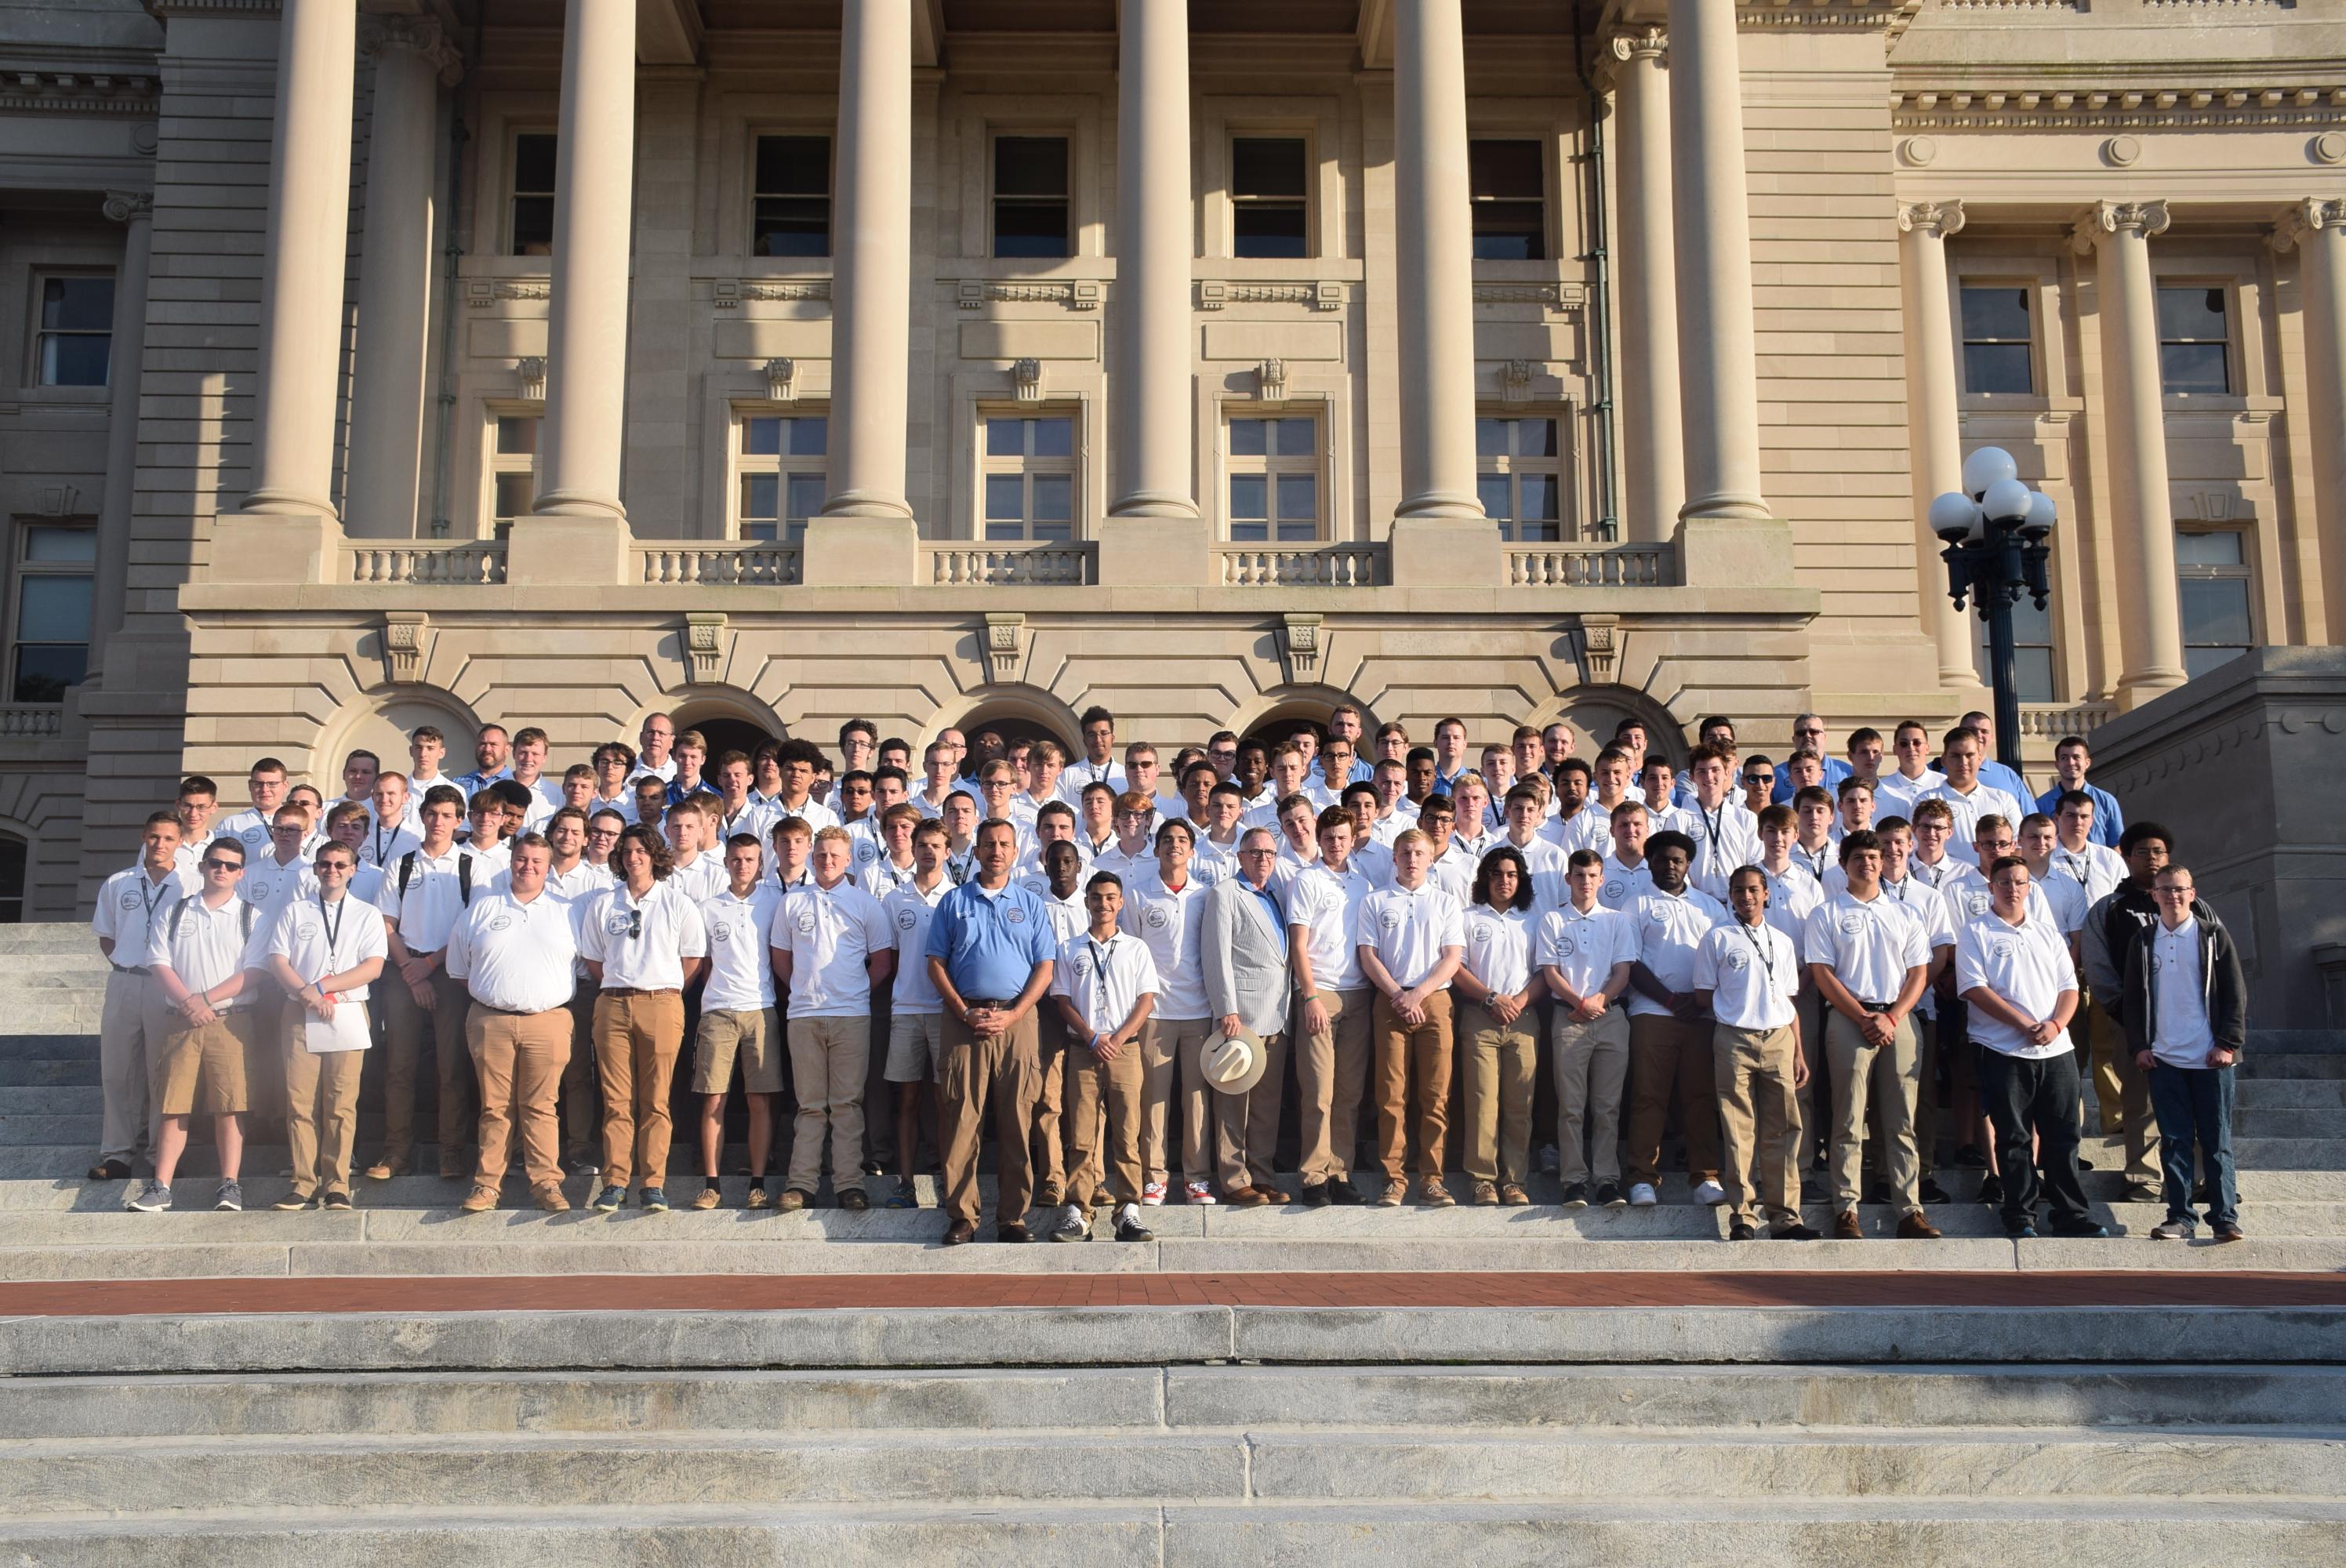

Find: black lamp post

[1930,446,2057,775]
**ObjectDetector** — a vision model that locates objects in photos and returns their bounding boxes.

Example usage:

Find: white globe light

[1981,477,2034,525]
[1962,446,2019,499]
[1928,491,1982,543]
[2022,491,2057,536]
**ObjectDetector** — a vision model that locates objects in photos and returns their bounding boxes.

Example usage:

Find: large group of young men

[86,699,2246,1245]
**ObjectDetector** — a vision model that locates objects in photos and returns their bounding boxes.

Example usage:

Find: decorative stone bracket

[382,612,428,685]
[983,612,1028,682]
[1577,614,1622,686]
[514,356,546,400]
[1013,358,1044,402]
[1280,612,1324,683]
[1258,358,1288,401]
[684,612,728,683]
[764,358,797,401]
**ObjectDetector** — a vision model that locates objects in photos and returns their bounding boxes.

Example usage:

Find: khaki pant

[380,964,476,1171]
[2087,994,2128,1132]
[1141,1017,1210,1189]
[154,1011,255,1116]
[1176,1025,1276,1192]
[1715,1021,1803,1228]
[939,1007,1040,1225]
[1031,1010,1070,1198]
[1825,1007,1921,1214]
[785,1014,870,1197]
[1293,987,1373,1183]
[592,989,685,1189]
[560,978,599,1162]
[2091,1000,2159,1182]
[1552,1007,1630,1187]
[1625,1013,1721,1188]
[1790,980,1829,1167]
[1240,1027,1287,1191]
[1062,1036,1145,1208]
[96,968,157,1167]
[469,1004,572,1194]
[1372,989,1454,1181]
[1459,1001,1536,1185]
[243,990,289,1133]
[137,978,183,1155]
[281,1007,366,1199]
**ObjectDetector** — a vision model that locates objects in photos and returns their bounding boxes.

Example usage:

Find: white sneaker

[1692,1179,1728,1207]
[1140,1180,1167,1207]
[1628,1182,1659,1207]
[1184,1180,1218,1205]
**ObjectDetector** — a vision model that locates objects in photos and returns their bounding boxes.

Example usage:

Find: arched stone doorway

[1535,688,1686,769]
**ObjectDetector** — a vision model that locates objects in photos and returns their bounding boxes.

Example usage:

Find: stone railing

[2018,701,2118,739]
[0,704,60,738]
[923,543,1094,586]
[637,546,804,585]
[345,543,507,585]
[1505,544,1672,588]
[1215,544,1385,586]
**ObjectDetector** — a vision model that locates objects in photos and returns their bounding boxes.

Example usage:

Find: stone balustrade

[638,546,803,586]
[923,543,1093,586]
[1505,545,1672,589]
[0,706,61,738]
[345,543,507,584]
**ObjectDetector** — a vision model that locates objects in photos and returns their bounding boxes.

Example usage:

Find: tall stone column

[345,20,459,538]
[240,0,358,519]
[1608,27,1683,544]
[1665,0,1768,522]
[1108,0,1197,520]
[532,0,637,520]
[1391,0,1480,521]
[1898,200,1981,688]
[820,0,913,522]
[2276,198,2346,641]
[90,191,151,669]
[2073,199,2185,704]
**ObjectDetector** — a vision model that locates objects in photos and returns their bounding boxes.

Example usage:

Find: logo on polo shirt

[896,907,918,931]
[1991,938,2017,960]
[1005,906,1027,924]
[1649,906,1670,924]
[710,920,732,942]
[1469,921,1493,947]
[1723,948,1750,972]
[241,826,265,845]
[1603,880,1624,902]
[1378,909,1400,934]
[1552,935,1578,959]
[1839,913,1866,935]
[247,878,275,902]
[855,838,877,862]
[1144,906,1169,931]
[487,915,512,932]
[296,920,319,941]
[605,913,633,935]
[795,911,817,934]
[119,891,140,909]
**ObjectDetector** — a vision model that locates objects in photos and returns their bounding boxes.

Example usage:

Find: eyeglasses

[200,858,239,872]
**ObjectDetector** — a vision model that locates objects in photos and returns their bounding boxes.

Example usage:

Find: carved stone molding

[1197,280,1344,311]
[1578,615,1622,686]
[2070,199,2171,253]
[382,612,428,686]
[1280,613,1324,684]
[1472,282,1585,314]
[514,356,546,400]
[982,612,1028,682]
[1611,27,1667,65]
[1257,358,1288,401]
[957,279,1099,311]
[1897,200,1966,240]
[1898,84,2346,133]
[715,279,830,307]
[1013,358,1044,403]
[683,612,728,683]
[764,357,797,400]
[38,485,79,517]
[101,190,153,224]
[360,17,465,85]
[467,280,550,307]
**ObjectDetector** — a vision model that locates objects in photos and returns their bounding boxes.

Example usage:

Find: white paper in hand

[304,1001,372,1054]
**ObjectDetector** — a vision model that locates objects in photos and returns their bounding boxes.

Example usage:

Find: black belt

[961,996,1014,1009]
[111,964,149,975]
[1863,1002,1898,1012]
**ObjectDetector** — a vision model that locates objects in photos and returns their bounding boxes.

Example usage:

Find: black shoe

[1298,1181,1330,1208]
[1951,1144,1988,1169]
[2048,1217,2110,1240]
[1116,1215,1155,1243]
[2076,1155,2095,1171]
[1864,1180,1893,1207]
[322,1190,352,1210]
[2004,1218,2039,1239]
[1326,1178,1367,1206]
[1596,1181,1627,1210]
[1919,1178,1951,1205]
[1770,1222,1821,1241]
[87,1159,132,1182]
[1727,1219,1756,1241]
[1559,1181,1589,1211]
[1977,1174,2004,1207]
[995,1221,1032,1243]
[942,1218,975,1246]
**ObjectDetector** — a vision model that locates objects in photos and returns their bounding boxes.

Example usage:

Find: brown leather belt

[603,986,681,998]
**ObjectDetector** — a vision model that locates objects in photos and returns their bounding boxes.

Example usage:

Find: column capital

[101,189,152,224]
[2272,197,2346,252]
[1896,199,1965,241]
[2070,198,2170,253]
[360,16,463,85]
[1610,26,1667,65]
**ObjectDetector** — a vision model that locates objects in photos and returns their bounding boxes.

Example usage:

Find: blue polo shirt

[926,877,1058,1000]
[1771,755,1853,804]
[2036,781,2125,848]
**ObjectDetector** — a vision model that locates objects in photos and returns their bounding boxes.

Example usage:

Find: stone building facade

[0,0,2339,918]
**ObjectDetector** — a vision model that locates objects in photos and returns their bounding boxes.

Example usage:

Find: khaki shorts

[155,1011,256,1117]
[886,1011,946,1083]
[692,1007,781,1094]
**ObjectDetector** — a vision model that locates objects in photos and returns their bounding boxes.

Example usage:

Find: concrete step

[2252,1030,2346,1054]
[2239,1080,2346,1109]
[0,924,106,954]
[2226,1109,2346,1138]
[0,1087,97,1112]
[6,1363,2335,1441]
[0,1059,98,1087]
[0,1033,97,1062]
[2248,1054,2346,1080]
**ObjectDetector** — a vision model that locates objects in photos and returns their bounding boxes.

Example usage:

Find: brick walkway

[2,1271,2341,1316]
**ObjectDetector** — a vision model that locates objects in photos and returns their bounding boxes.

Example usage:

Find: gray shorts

[885,1011,946,1083]
[692,1007,781,1094]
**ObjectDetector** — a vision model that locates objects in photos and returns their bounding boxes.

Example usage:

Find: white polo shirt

[697,883,783,1012]
[711,799,775,844]
[666,852,728,905]
[1460,902,1538,999]
[1596,854,1654,913]
[1349,837,1394,890]
[356,819,423,872]
[1355,881,1467,993]
[2047,841,2126,908]
[210,809,276,858]
[1015,877,1090,949]
[1694,920,1800,1031]
[372,844,483,953]
[146,891,261,1005]
[1956,909,2075,1059]
[93,864,194,964]
[1785,839,1836,886]
[1802,888,1930,1009]
[1288,862,1375,993]
[263,892,390,1003]
[1873,768,1945,822]
[1682,800,1763,902]
[1753,862,1824,952]
[1497,834,1570,913]
[2149,916,2215,1068]
[1923,780,2025,865]
[1623,885,1730,1018]
[1939,863,2056,935]
[1541,807,1613,858]
[884,876,954,1014]
[1535,901,1640,1000]
[444,890,582,1014]
[772,878,893,1017]
[1053,927,1160,1044]
[1880,872,1959,1020]
[1058,758,1126,804]
[577,877,708,991]
[861,851,922,899]
[768,796,840,837]
[1121,872,1211,1020]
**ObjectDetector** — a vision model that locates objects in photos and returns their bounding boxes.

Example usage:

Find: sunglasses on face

[201,858,239,872]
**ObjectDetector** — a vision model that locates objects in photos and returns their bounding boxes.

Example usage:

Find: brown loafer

[1498,1182,1531,1207]
[362,1160,405,1181]
[942,1218,976,1246]
[1897,1211,1942,1240]
[838,1188,870,1211]
[532,1185,571,1213]
[1833,1210,1865,1240]
[1419,1177,1457,1208]
[1222,1185,1269,1207]
[1470,1180,1500,1206]
[1376,1178,1409,1207]
[458,1185,498,1214]
[690,1187,721,1210]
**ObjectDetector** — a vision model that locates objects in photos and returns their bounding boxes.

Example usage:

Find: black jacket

[2117,901,2248,1062]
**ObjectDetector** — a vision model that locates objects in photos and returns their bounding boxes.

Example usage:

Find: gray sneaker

[2149,1217,2197,1240]
[1048,1202,1089,1243]
[213,1181,244,1212]
[125,1180,171,1212]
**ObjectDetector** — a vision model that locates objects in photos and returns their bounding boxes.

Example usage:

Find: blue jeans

[2148,1061,2236,1226]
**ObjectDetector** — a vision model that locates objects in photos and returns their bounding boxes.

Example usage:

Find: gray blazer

[1202,877,1292,1036]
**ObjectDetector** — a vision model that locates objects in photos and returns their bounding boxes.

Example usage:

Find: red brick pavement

[1,1271,2341,1317]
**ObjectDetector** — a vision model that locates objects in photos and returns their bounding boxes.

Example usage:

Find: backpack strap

[397,851,416,898]
[458,855,474,907]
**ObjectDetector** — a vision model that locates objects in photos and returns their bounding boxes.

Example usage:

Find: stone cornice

[144,0,278,14]
[1897,199,1966,239]
[0,70,159,115]
[2070,199,2171,253]
[1894,82,2346,132]
[1738,0,1916,30]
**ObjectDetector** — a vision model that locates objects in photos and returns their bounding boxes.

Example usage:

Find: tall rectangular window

[981,414,1076,541]
[2177,528,2253,677]
[1468,140,1545,261]
[753,135,830,257]
[2158,285,2232,394]
[993,136,1071,259]
[510,133,557,256]
[1228,415,1319,543]
[1230,137,1308,259]
[739,414,828,542]
[488,415,539,539]
[9,524,93,703]
[1475,416,1562,543]
[1973,592,2057,703]
[34,275,114,387]
[1959,285,2034,395]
